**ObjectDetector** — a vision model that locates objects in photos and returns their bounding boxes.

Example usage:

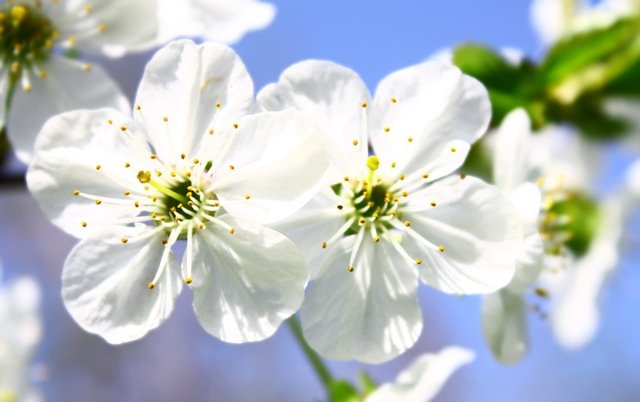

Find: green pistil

[366,155,379,194]
[148,179,190,206]
[542,192,601,257]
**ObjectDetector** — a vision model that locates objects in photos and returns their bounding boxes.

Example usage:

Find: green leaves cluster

[453,16,640,140]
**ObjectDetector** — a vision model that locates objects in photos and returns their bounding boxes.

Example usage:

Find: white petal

[530,0,572,44]
[62,226,183,344]
[157,0,275,44]
[213,111,329,224]
[189,215,308,343]
[26,108,151,239]
[370,61,490,179]
[134,40,254,160]
[257,60,371,180]
[269,189,347,278]
[366,346,475,402]
[546,198,624,349]
[482,290,529,365]
[405,176,522,294]
[63,0,161,57]
[0,73,7,130]
[301,236,422,364]
[626,159,640,198]
[8,56,129,163]
[492,109,536,193]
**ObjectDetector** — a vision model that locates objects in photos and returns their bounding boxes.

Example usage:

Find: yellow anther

[229,165,235,170]
[148,282,155,290]
[391,162,396,168]
[38,70,48,78]
[184,277,193,285]
[361,102,368,108]
[404,220,411,227]
[84,4,93,13]
[384,127,390,133]
[233,123,239,129]
[119,125,127,132]
[348,265,354,272]
[161,239,168,245]
[124,162,130,168]
[97,23,106,33]
[136,105,141,111]
[407,137,413,143]
[134,201,140,208]
[73,190,80,196]
[450,147,457,152]
[150,154,157,160]
[95,165,101,170]
[163,116,168,122]
[391,97,397,103]
[180,153,186,160]
[343,176,350,182]
[245,194,251,200]
[430,201,437,207]
[422,173,430,179]
[11,5,27,22]
[374,236,380,243]
[137,171,151,183]
[352,139,359,146]
[535,288,550,298]
[459,173,467,180]
[367,155,380,171]
[208,129,214,135]
[337,204,344,210]
[402,191,409,197]
[151,212,158,219]
[415,258,422,265]
[193,158,199,164]
[170,171,177,177]
[229,227,236,235]
[123,191,131,196]
[399,174,405,181]
[121,238,128,244]
[95,200,102,205]
[107,119,113,125]
[81,221,87,228]
[215,102,221,109]
[322,242,327,249]
[438,245,445,252]
[82,64,92,72]
[151,196,157,202]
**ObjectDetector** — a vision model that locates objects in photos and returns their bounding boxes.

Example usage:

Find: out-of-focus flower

[483,109,626,363]
[531,0,637,44]
[26,40,328,345]
[155,0,275,45]
[258,60,522,363]
[0,272,42,402]
[365,347,474,402]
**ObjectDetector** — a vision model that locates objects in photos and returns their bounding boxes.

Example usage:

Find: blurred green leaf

[358,372,378,396]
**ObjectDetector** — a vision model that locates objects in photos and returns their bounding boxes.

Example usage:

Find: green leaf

[358,372,378,396]
[329,380,362,402]
[452,43,521,91]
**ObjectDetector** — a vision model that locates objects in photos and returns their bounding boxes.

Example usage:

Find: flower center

[0,4,56,74]
[540,191,601,257]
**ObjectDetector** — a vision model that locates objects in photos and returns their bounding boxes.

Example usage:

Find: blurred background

[1,0,639,401]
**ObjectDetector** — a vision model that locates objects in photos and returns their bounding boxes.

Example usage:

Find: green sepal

[358,371,378,396]
[329,380,363,402]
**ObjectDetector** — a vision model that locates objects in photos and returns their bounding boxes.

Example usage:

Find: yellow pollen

[402,191,409,197]
[352,139,358,146]
[361,102,368,108]
[120,126,127,132]
[134,201,140,208]
[95,165,101,170]
[374,236,380,243]
[399,174,405,180]
[73,190,80,196]
[348,265,354,272]
[123,191,131,196]
[151,196,157,202]
[184,277,193,285]
[229,227,236,235]
[407,137,413,143]
[450,147,457,152]
[535,288,550,298]
[233,123,239,129]
[415,258,422,265]
[95,200,102,205]
[343,176,350,182]
[11,5,27,22]
[245,194,251,200]
[193,158,199,164]
[151,212,158,219]
[430,201,437,207]
[150,154,157,160]
[322,242,327,249]
[337,204,344,210]
[84,4,93,13]
[384,127,390,133]
[38,70,48,78]
[215,102,221,109]
[137,171,151,183]
[81,221,87,228]
[459,173,467,180]
[208,129,214,135]
[422,173,429,179]
[170,172,176,177]
[121,238,128,244]
[97,23,106,33]
[359,218,366,224]
[229,165,235,170]
[107,119,113,125]
[391,162,396,168]
[181,154,186,160]
[438,245,445,252]
[391,97,397,103]
[156,171,162,177]
[124,162,130,168]
[135,105,141,111]
[163,116,168,122]
[404,220,411,227]
[148,283,155,290]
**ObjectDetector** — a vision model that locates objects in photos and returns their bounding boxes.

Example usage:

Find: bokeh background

[1,1,639,401]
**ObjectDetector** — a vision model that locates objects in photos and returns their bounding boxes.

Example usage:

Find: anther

[384,127,390,133]
[95,200,102,205]
[322,241,327,249]
[535,288,549,298]
[81,221,87,228]
[73,190,80,196]
[422,173,429,179]
[82,64,92,72]
[137,171,151,183]
[391,162,396,168]
[135,105,141,111]
[215,102,221,109]
[229,165,235,170]
[404,220,411,227]
[337,204,344,210]
[95,165,101,170]
[415,258,422,265]
[374,236,380,243]
[407,137,413,143]
[163,116,168,122]
[184,277,193,285]
[208,129,214,135]
[229,227,236,234]
[399,174,405,180]
[391,97,397,103]
[107,120,113,125]
[119,126,127,132]
[181,154,186,160]
[438,245,445,252]
[124,162,130,168]
[352,139,358,146]
[348,265,354,272]
[147,283,155,290]
[123,191,131,196]
[245,194,251,200]
[233,123,238,129]
[121,238,128,244]
[430,201,437,207]
[150,154,157,160]
[361,102,368,108]
[451,147,457,152]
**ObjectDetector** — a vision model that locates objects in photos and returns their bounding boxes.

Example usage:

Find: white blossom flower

[0,272,43,402]
[365,346,474,402]
[483,109,625,363]
[531,0,638,44]
[155,0,275,45]
[26,40,329,344]
[257,60,523,363]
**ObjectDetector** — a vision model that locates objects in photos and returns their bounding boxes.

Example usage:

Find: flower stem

[287,316,334,392]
